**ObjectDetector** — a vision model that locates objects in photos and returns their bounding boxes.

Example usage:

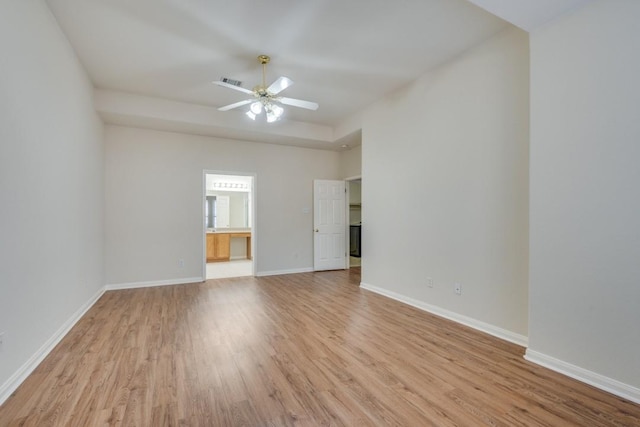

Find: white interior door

[314,179,346,271]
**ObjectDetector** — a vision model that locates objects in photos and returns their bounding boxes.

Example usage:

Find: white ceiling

[466,0,592,32]
[45,0,590,150]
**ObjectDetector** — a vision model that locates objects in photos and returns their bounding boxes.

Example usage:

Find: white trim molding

[105,277,203,291]
[0,286,105,406]
[525,349,640,405]
[359,282,528,347]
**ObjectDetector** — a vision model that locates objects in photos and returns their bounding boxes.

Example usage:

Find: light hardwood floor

[1,268,639,426]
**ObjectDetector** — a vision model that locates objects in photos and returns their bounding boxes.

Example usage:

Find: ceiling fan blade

[267,76,293,95]
[218,99,253,111]
[213,80,254,95]
[279,97,319,111]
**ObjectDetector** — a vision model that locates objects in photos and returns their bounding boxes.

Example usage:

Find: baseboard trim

[524,349,640,404]
[359,282,528,347]
[256,267,314,277]
[0,286,106,406]
[105,277,203,290]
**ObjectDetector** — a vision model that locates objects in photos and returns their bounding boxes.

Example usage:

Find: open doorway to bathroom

[203,172,255,279]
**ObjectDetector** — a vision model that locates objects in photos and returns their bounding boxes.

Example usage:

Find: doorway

[311,178,362,272]
[346,177,362,269]
[203,172,256,279]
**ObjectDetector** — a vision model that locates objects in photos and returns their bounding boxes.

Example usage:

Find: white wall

[105,125,340,284]
[361,27,530,341]
[339,144,362,179]
[528,0,640,396]
[0,1,104,397]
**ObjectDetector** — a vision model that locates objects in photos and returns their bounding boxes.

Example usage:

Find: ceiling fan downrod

[257,55,270,91]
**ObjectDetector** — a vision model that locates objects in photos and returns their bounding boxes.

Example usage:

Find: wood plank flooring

[1,268,639,426]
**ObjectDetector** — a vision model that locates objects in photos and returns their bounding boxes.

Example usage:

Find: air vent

[220,77,242,87]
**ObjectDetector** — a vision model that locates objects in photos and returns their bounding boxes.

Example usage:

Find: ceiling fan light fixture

[271,103,284,118]
[264,102,284,123]
[246,110,257,120]
[266,109,278,123]
[250,102,263,115]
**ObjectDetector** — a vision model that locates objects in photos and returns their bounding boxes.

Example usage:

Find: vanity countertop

[206,228,251,234]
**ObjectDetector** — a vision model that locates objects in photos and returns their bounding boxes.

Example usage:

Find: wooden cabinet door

[206,233,231,262]
[206,234,215,262]
[214,233,231,261]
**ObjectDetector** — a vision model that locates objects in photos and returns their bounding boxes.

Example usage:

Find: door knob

[315,229,319,232]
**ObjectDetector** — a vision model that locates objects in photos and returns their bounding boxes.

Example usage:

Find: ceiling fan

[214,55,319,123]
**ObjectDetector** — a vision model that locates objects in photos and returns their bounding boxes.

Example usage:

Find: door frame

[344,175,362,269]
[202,170,257,279]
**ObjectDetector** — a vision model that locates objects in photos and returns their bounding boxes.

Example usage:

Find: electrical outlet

[178,259,185,268]
[454,283,462,295]
[427,277,434,288]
